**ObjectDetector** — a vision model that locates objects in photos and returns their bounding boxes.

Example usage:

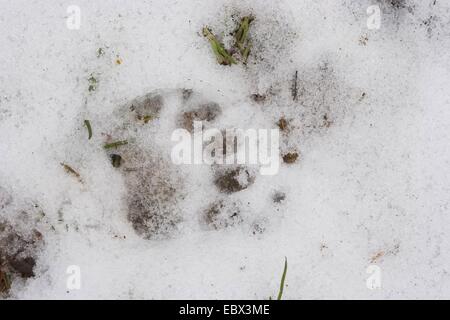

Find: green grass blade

[234,16,254,59]
[103,140,128,149]
[202,27,236,65]
[242,44,252,64]
[277,257,288,300]
[84,120,93,140]
[235,16,253,45]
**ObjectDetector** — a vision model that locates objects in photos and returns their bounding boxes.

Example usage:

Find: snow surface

[1,0,450,299]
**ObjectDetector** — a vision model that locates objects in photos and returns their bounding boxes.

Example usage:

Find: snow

[1,0,450,299]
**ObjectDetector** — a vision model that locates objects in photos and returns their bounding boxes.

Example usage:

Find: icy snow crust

[1,0,450,299]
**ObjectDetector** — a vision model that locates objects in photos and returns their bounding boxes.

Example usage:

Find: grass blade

[84,120,93,140]
[235,16,253,46]
[277,257,288,300]
[234,16,254,63]
[202,27,237,65]
[103,140,128,149]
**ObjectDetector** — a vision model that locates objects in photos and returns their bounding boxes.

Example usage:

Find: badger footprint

[105,89,224,239]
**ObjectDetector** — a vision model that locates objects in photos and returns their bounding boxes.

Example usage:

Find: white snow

[1,0,450,299]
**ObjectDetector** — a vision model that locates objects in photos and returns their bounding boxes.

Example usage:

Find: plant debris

[291,70,298,101]
[282,152,299,164]
[88,74,98,92]
[202,27,237,66]
[96,47,105,58]
[61,163,82,182]
[84,120,93,139]
[137,115,153,124]
[0,270,11,294]
[130,94,163,122]
[202,15,255,65]
[234,16,254,64]
[277,118,289,131]
[103,140,128,149]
